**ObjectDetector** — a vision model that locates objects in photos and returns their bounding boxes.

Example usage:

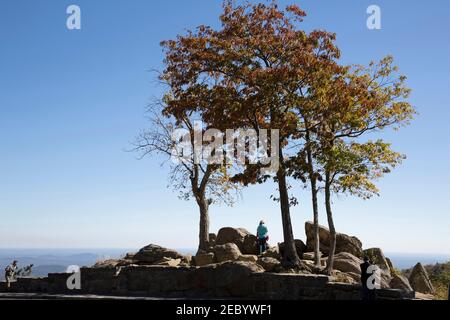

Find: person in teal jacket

[256,220,269,254]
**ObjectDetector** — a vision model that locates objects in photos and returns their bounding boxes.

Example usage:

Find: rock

[332,270,359,284]
[216,227,252,251]
[133,244,184,265]
[379,270,392,289]
[207,233,217,247]
[331,253,391,289]
[238,255,258,263]
[156,258,181,267]
[303,251,322,261]
[242,234,259,255]
[124,252,136,260]
[194,252,215,266]
[390,274,413,292]
[408,263,435,294]
[414,292,435,300]
[117,259,135,267]
[305,222,363,258]
[332,252,363,274]
[386,257,394,272]
[217,261,265,274]
[92,259,121,268]
[181,255,192,266]
[261,246,281,260]
[363,248,390,272]
[213,243,241,263]
[256,257,282,272]
[278,240,306,258]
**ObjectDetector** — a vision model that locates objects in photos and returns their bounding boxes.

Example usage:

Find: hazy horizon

[1,248,449,274]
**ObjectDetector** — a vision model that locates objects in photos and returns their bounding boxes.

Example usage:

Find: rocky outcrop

[194,252,215,266]
[257,257,282,272]
[363,248,390,271]
[332,270,359,284]
[333,252,363,275]
[362,248,393,288]
[213,243,241,263]
[261,246,281,260]
[238,255,258,263]
[242,234,259,255]
[93,259,122,268]
[390,274,413,292]
[305,222,363,258]
[278,240,306,258]
[216,227,251,252]
[386,257,394,273]
[303,251,322,261]
[332,252,391,289]
[132,244,184,265]
[215,227,265,255]
[408,263,435,294]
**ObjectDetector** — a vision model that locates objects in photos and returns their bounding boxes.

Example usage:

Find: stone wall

[0,264,414,300]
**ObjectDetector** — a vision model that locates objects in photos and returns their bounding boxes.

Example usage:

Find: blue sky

[0,0,449,254]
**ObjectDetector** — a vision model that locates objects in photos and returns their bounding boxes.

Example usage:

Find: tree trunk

[277,153,300,267]
[325,172,336,276]
[305,128,321,267]
[310,176,321,267]
[197,197,210,253]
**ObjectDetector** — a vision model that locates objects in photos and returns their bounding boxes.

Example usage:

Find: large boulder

[363,248,390,272]
[216,227,252,252]
[278,240,307,258]
[261,246,281,260]
[408,263,435,294]
[332,270,359,284]
[194,252,215,266]
[386,257,394,272]
[390,274,413,292]
[305,222,363,258]
[332,253,391,289]
[213,243,241,263]
[333,252,363,274]
[256,257,282,272]
[238,254,258,263]
[242,234,259,255]
[133,244,184,265]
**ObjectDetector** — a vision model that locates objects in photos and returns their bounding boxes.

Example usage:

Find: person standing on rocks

[257,220,269,255]
[4,260,18,290]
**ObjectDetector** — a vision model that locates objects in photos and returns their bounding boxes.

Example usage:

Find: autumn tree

[159,1,345,268]
[134,101,238,253]
[309,57,415,274]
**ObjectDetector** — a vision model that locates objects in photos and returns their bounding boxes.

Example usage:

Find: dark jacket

[360,261,371,288]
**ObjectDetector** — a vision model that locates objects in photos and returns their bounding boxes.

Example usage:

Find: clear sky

[0,0,449,254]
